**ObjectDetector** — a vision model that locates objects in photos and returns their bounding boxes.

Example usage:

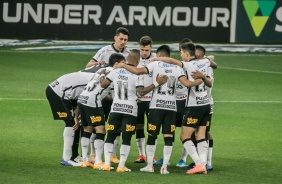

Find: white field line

[220,66,282,74]
[0,98,282,103]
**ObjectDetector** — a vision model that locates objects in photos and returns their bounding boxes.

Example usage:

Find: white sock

[104,143,113,166]
[81,137,90,162]
[90,133,96,155]
[183,140,201,165]
[63,127,74,161]
[94,139,104,164]
[180,146,188,162]
[197,140,208,165]
[207,147,213,166]
[118,144,131,168]
[163,145,173,168]
[146,144,156,168]
[112,135,120,157]
[136,137,146,156]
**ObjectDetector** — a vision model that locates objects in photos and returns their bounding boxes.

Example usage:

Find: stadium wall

[0,0,281,43]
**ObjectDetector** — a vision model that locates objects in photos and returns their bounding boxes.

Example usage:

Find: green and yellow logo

[243,0,276,37]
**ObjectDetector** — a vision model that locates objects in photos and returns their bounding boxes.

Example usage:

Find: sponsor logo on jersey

[171,125,176,132]
[158,62,178,68]
[148,124,156,131]
[165,69,172,73]
[90,116,102,123]
[57,112,68,118]
[186,118,198,125]
[126,125,136,131]
[107,124,114,130]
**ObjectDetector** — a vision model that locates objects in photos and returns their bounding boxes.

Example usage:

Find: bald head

[127,49,140,66]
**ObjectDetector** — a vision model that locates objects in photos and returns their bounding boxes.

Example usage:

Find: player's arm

[179,76,203,88]
[137,74,168,96]
[206,55,217,69]
[150,57,182,67]
[86,59,99,68]
[191,70,212,87]
[100,71,111,88]
[115,63,148,75]
[73,106,80,131]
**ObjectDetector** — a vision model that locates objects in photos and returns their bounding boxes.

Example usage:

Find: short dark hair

[139,36,153,46]
[127,49,140,64]
[116,27,129,36]
[108,53,125,66]
[195,45,206,55]
[156,45,170,57]
[181,42,195,56]
[179,38,193,45]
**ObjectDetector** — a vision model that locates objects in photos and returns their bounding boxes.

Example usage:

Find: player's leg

[206,113,213,170]
[102,113,120,171]
[160,110,176,174]
[45,86,79,166]
[92,107,106,167]
[135,101,146,163]
[141,109,161,172]
[181,106,208,174]
[89,129,96,163]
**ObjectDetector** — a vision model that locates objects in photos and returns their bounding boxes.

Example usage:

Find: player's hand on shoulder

[149,57,158,62]
[98,60,106,66]
[191,70,204,80]
[194,78,203,85]
[206,55,214,61]
[156,73,168,85]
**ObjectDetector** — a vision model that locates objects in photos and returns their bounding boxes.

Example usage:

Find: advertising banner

[0,0,232,42]
[235,0,282,43]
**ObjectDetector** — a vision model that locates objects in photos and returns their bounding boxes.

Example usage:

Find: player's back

[147,61,184,111]
[49,72,94,100]
[106,67,143,116]
[183,59,210,107]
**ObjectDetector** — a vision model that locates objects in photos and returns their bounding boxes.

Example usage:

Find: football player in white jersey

[99,50,168,172]
[46,71,96,166]
[85,27,130,164]
[86,27,130,68]
[194,45,215,171]
[74,53,126,169]
[151,42,213,174]
[115,45,202,174]
[134,36,157,163]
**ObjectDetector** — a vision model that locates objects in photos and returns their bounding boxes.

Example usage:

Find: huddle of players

[46,27,216,174]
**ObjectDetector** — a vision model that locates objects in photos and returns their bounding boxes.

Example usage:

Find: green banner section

[236,0,282,43]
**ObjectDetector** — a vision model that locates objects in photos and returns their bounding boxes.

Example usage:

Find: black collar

[111,43,124,53]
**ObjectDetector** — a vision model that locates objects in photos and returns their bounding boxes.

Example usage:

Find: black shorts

[147,109,176,137]
[182,105,210,128]
[102,97,113,121]
[206,113,213,132]
[45,86,74,120]
[107,112,137,134]
[175,99,186,127]
[78,103,106,127]
[137,101,150,125]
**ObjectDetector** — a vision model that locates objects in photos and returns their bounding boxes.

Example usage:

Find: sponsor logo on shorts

[171,125,176,132]
[186,118,198,125]
[90,116,102,123]
[148,124,156,131]
[57,112,67,118]
[107,124,114,130]
[126,125,135,132]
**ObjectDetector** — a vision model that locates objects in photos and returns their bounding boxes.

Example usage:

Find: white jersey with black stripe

[106,66,144,116]
[146,61,185,111]
[182,58,211,107]
[207,66,214,113]
[137,53,156,101]
[49,72,95,100]
[92,44,130,64]
[78,67,113,108]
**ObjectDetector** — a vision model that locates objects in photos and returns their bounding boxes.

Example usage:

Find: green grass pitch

[0,48,282,183]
